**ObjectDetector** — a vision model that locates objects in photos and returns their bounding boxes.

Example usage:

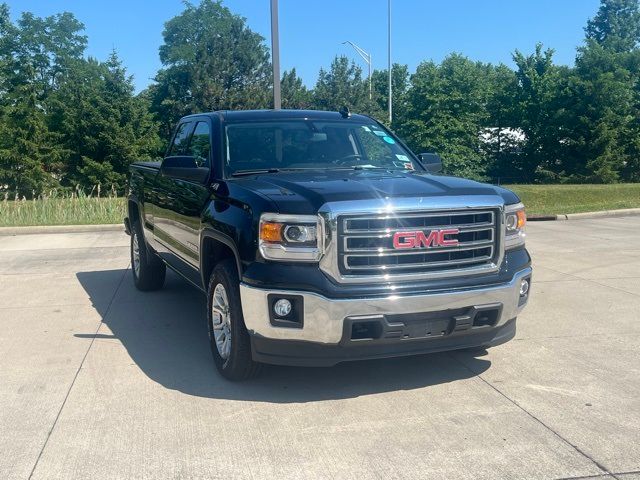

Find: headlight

[259,213,322,262]
[504,203,526,250]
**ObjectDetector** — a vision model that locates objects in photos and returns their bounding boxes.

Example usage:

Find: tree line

[1,0,639,197]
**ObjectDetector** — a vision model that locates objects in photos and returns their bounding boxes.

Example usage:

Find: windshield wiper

[324,165,388,171]
[231,168,280,177]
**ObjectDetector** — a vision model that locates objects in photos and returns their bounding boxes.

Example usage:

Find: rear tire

[207,259,261,381]
[131,221,166,291]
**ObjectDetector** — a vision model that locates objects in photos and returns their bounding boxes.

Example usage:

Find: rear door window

[186,121,211,167]
[167,121,193,157]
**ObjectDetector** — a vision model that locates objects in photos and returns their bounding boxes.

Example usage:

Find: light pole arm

[342,40,373,101]
[343,41,371,64]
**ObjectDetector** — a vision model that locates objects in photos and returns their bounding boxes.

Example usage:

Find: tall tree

[558,0,640,183]
[585,0,640,53]
[313,56,370,114]
[371,63,410,127]
[280,68,312,109]
[398,54,494,180]
[150,0,271,138]
[48,52,161,191]
[483,64,522,182]
[0,67,63,196]
[12,10,87,100]
[562,48,637,183]
[0,5,85,195]
[511,44,568,182]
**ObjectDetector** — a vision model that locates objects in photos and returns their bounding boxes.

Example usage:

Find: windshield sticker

[361,126,371,132]
[383,136,396,144]
[404,162,415,170]
[395,154,409,161]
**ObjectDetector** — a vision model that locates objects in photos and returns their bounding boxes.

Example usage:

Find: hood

[229,169,520,215]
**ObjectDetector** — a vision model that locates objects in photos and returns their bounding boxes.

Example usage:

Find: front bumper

[240,267,532,366]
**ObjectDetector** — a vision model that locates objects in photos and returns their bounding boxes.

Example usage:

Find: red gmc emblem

[393,228,460,249]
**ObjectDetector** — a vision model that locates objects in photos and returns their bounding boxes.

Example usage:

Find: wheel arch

[200,229,243,288]
[127,195,143,227]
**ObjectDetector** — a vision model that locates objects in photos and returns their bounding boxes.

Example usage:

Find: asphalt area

[0,218,639,480]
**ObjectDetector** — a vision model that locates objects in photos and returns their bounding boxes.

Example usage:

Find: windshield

[224,120,421,175]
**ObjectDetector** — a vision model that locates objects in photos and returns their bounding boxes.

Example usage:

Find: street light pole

[270,0,281,109]
[388,0,392,123]
[342,41,372,100]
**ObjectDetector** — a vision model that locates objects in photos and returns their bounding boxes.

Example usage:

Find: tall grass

[507,183,640,216]
[1,183,639,227]
[0,186,126,227]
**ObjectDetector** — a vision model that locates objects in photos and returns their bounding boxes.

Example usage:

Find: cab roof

[183,109,374,123]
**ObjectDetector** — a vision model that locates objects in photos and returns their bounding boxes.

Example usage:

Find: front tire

[130,221,166,291]
[207,259,261,381]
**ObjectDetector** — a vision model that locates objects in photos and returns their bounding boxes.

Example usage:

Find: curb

[0,224,124,236]
[528,208,640,222]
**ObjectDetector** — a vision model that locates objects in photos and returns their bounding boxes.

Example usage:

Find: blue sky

[9,0,601,92]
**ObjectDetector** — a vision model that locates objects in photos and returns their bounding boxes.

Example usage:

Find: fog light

[520,279,530,297]
[273,298,292,317]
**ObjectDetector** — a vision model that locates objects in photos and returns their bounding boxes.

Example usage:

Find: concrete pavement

[0,219,639,479]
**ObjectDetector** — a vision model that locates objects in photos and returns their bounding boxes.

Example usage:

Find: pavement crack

[26,266,129,480]
[552,474,611,480]
[449,353,617,479]
[554,470,640,480]
[540,265,640,299]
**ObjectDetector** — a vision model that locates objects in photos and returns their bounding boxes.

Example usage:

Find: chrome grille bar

[343,222,495,236]
[344,238,494,255]
[344,250,495,271]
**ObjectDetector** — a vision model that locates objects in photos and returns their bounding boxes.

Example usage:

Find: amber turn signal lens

[260,222,283,242]
[516,210,526,228]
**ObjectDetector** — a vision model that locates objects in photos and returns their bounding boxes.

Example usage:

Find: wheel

[207,259,261,381]
[130,221,166,291]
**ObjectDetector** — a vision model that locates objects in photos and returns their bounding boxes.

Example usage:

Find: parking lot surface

[0,217,639,480]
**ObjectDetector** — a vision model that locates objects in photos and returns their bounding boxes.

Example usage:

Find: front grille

[338,209,498,276]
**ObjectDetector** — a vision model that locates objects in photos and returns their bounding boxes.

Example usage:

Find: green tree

[48,52,161,191]
[280,68,312,109]
[561,45,636,183]
[483,64,522,182]
[313,56,372,114]
[150,0,271,138]
[557,0,640,183]
[0,5,83,195]
[371,63,410,127]
[622,47,640,181]
[585,0,640,53]
[12,10,87,100]
[0,69,63,196]
[511,44,568,182]
[398,54,494,180]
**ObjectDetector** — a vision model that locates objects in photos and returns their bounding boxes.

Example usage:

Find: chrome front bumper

[240,267,532,345]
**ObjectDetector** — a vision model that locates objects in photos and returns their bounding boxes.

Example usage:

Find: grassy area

[0,195,125,227]
[506,183,640,216]
[0,184,639,227]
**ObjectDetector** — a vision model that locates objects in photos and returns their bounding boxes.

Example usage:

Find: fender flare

[127,194,144,227]
[200,228,243,285]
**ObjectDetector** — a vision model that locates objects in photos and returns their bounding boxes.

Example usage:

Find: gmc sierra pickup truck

[125,109,531,380]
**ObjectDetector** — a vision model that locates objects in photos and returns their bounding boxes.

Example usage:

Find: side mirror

[418,152,442,173]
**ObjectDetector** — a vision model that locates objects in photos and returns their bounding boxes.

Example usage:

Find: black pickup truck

[125,109,531,380]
